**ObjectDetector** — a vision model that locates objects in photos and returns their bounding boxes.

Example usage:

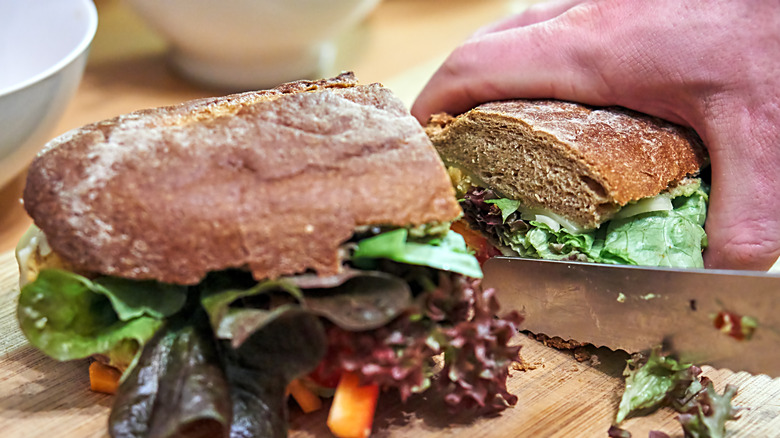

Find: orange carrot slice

[327,372,379,438]
[288,379,323,413]
[89,361,121,394]
[450,219,501,264]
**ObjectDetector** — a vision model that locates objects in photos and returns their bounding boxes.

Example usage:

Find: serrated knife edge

[483,257,780,377]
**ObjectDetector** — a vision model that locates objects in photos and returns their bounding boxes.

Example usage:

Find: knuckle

[712,231,780,270]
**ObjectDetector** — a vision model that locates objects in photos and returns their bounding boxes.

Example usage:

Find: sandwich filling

[16,223,522,437]
[448,166,709,268]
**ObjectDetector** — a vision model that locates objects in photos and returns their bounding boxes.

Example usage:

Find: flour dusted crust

[426,99,707,229]
[23,73,462,284]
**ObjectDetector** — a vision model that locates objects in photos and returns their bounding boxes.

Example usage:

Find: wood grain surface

[2,250,779,437]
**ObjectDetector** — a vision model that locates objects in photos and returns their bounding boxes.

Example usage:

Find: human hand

[412,0,780,270]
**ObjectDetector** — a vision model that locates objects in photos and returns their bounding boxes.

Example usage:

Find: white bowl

[0,0,97,189]
[123,0,381,90]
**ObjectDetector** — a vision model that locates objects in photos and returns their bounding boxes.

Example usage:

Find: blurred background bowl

[0,0,98,189]
[123,0,381,91]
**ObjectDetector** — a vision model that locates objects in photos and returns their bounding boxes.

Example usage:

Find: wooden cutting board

[1,249,779,437]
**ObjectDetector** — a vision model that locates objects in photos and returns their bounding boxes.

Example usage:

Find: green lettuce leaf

[527,223,600,260]
[352,228,483,278]
[200,275,303,346]
[600,212,707,267]
[211,306,301,349]
[94,276,189,320]
[491,183,708,268]
[301,272,412,331]
[616,348,698,423]
[201,269,414,344]
[17,269,187,364]
[600,189,708,267]
[493,220,602,261]
[485,198,521,222]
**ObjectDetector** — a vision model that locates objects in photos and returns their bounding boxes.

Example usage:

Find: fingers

[411,2,616,123]
[412,0,705,125]
[701,108,780,270]
[470,0,587,38]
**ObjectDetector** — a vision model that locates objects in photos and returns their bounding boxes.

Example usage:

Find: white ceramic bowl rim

[0,0,98,97]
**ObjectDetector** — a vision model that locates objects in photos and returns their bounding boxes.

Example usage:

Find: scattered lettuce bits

[614,348,740,438]
[678,383,740,438]
[616,348,697,423]
[352,228,483,278]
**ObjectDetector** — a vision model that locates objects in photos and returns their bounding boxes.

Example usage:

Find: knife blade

[482,257,780,377]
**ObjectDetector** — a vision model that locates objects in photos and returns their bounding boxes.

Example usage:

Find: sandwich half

[426,99,709,268]
[16,73,521,438]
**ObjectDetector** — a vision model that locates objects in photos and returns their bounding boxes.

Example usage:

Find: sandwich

[15,73,522,438]
[425,99,710,268]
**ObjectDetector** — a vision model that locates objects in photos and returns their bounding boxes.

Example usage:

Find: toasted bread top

[426,99,707,229]
[23,73,461,284]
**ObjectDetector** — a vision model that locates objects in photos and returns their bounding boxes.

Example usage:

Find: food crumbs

[713,311,757,341]
[513,359,541,372]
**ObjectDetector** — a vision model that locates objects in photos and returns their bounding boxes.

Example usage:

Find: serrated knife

[482,257,780,377]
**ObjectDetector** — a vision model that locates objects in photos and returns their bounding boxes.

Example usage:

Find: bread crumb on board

[512,357,544,372]
[532,333,601,367]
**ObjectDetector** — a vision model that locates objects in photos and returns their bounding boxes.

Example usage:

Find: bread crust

[427,99,707,229]
[23,73,461,285]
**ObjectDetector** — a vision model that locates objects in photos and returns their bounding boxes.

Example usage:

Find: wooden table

[2,1,779,437]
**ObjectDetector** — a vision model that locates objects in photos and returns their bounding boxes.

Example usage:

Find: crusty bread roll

[426,99,707,229]
[23,72,461,285]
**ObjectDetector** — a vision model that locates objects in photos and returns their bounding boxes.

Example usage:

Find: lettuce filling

[17,225,521,438]
[460,180,709,268]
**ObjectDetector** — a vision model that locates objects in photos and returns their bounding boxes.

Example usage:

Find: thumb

[412,0,698,125]
[411,2,618,123]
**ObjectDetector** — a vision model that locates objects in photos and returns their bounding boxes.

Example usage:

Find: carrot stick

[89,361,121,394]
[327,372,379,438]
[288,379,323,413]
[450,219,500,263]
